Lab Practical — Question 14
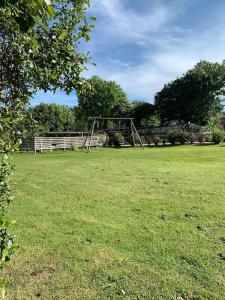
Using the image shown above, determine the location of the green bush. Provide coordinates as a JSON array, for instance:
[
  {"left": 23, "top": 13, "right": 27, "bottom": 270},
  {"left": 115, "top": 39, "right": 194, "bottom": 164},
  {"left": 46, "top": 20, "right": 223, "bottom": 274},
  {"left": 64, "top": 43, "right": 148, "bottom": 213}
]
[
  {"left": 106, "top": 132, "right": 124, "bottom": 147},
  {"left": 113, "top": 132, "right": 124, "bottom": 147},
  {"left": 177, "top": 131, "right": 191, "bottom": 144},
  {"left": 167, "top": 130, "right": 191, "bottom": 145},
  {"left": 212, "top": 129, "right": 225, "bottom": 144},
  {"left": 167, "top": 131, "right": 177, "bottom": 145},
  {"left": 190, "top": 135, "right": 195, "bottom": 144},
  {"left": 197, "top": 133, "right": 204, "bottom": 143},
  {"left": 153, "top": 135, "right": 161, "bottom": 145},
  {"left": 116, "top": 132, "right": 125, "bottom": 144}
]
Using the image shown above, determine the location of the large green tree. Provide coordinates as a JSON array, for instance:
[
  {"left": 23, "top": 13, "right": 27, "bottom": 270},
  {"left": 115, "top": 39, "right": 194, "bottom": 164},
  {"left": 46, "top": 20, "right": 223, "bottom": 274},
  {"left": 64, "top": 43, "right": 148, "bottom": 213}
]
[
  {"left": 30, "top": 103, "right": 76, "bottom": 133},
  {"left": 155, "top": 61, "right": 225, "bottom": 125},
  {"left": 78, "top": 76, "right": 128, "bottom": 119},
  {"left": 132, "top": 101, "right": 157, "bottom": 127},
  {"left": 0, "top": 0, "right": 93, "bottom": 295},
  {"left": 113, "top": 101, "right": 158, "bottom": 127}
]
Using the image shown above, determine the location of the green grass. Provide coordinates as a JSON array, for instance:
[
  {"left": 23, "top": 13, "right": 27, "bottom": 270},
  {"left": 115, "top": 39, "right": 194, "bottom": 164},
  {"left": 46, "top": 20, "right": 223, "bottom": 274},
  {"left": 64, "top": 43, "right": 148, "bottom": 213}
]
[{"left": 7, "top": 145, "right": 225, "bottom": 299}]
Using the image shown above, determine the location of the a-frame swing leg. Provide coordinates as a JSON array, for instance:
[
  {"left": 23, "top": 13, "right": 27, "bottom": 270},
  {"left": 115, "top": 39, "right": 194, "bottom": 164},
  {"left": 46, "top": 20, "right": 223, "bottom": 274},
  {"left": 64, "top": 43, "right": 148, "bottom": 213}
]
[
  {"left": 83, "top": 123, "right": 92, "bottom": 150},
  {"left": 130, "top": 119, "right": 136, "bottom": 147},
  {"left": 83, "top": 119, "right": 95, "bottom": 151},
  {"left": 131, "top": 120, "right": 144, "bottom": 149},
  {"left": 87, "top": 119, "right": 96, "bottom": 152}
]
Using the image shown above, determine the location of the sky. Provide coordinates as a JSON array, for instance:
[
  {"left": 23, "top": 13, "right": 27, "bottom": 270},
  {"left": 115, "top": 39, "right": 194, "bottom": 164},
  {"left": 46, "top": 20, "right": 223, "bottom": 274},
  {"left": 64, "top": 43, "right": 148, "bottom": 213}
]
[{"left": 32, "top": 0, "right": 225, "bottom": 107}]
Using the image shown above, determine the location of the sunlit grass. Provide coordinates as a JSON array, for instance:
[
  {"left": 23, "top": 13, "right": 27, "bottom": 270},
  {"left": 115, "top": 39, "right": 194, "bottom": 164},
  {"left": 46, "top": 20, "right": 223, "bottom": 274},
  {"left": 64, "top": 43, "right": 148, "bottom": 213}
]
[{"left": 7, "top": 145, "right": 225, "bottom": 299}]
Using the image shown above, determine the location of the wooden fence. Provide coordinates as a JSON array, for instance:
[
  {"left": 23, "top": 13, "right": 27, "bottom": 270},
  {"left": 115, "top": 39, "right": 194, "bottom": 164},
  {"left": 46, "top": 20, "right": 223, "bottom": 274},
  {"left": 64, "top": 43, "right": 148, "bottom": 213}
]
[{"left": 20, "top": 135, "right": 106, "bottom": 153}]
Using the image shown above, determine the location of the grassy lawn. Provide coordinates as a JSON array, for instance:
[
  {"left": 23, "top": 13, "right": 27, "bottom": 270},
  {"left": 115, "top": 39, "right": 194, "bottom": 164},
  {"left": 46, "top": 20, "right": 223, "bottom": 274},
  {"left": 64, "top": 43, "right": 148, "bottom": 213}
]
[{"left": 6, "top": 145, "right": 225, "bottom": 299}]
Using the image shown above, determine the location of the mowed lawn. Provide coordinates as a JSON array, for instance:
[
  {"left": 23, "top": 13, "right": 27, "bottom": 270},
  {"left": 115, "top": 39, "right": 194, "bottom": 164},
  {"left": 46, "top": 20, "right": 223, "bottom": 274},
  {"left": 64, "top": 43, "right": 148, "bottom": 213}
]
[{"left": 7, "top": 146, "right": 225, "bottom": 299}]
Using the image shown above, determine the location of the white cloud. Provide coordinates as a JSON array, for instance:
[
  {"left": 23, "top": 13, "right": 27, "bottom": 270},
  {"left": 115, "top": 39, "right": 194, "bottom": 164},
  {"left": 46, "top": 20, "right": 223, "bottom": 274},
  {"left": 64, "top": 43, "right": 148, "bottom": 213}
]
[
  {"left": 90, "top": 0, "right": 191, "bottom": 46},
  {"left": 107, "top": 57, "right": 131, "bottom": 68},
  {"left": 32, "top": 1, "right": 225, "bottom": 106},
  {"left": 84, "top": 0, "right": 225, "bottom": 102}
]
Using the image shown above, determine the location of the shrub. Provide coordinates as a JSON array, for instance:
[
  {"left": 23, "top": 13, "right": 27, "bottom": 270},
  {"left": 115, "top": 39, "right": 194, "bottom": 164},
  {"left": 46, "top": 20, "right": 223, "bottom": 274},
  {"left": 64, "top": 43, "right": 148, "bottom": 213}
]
[
  {"left": 153, "top": 135, "right": 161, "bottom": 145},
  {"left": 113, "top": 132, "right": 124, "bottom": 147},
  {"left": 167, "top": 130, "right": 190, "bottom": 145},
  {"left": 105, "top": 132, "right": 125, "bottom": 147},
  {"left": 70, "top": 144, "right": 79, "bottom": 151},
  {"left": 190, "top": 135, "right": 195, "bottom": 144},
  {"left": 167, "top": 131, "right": 177, "bottom": 145},
  {"left": 177, "top": 131, "right": 191, "bottom": 144},
  {"left": 204, "top": 133, "right": 212, "bottom": 143},
  {"left": 197, "top": 133, "right": 204, "bottom": 143},
  {"left": 212, "top": 129, "right": 225, "bottom": 144}
]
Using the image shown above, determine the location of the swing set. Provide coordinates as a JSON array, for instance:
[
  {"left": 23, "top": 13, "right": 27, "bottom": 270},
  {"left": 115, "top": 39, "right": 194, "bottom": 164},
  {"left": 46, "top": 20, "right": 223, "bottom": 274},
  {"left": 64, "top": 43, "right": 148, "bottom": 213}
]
[{"left": 83, "top": 117, "right": 144, "bottom": 152}]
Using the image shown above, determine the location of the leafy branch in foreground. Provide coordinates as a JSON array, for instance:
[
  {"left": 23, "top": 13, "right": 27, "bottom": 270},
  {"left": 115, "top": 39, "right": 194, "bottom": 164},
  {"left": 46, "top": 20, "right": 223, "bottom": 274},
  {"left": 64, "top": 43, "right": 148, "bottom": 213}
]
[{"left": 0, "top": 0, "right": 94, "bottom": 296}]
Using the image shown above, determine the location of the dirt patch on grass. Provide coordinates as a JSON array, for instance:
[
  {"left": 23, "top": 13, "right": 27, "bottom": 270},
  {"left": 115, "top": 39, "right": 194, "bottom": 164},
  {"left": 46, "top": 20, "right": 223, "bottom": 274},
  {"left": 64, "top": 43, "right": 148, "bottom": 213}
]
[{"left": 30, "top": 266, "right": 55, "bottom": 282}]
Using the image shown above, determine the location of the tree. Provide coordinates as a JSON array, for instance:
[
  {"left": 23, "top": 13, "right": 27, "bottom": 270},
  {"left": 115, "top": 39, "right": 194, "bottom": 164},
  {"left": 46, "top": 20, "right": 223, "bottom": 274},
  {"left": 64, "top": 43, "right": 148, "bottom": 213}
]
[
  {"left": 132, "top": 101, "right": 157, "bottom": 127},
  {"left": 73, "top": 106, "right": 89, "bottom": 131},
  {"left": 78, "top": 76, "right": 128, "bottom": 119},
  {"left": 30, "top": 103, "right": 76, "bottom": 133},
  {"left": 113, "top": 101, "right": 158, "bottom": 127},
  {"left": 0, "top": 0, "right": 93, "bottom": 295},
  {"left": 0, "top": 0, "right": 54, "bottom": 32},
  {"left": 155, "top": 61, "right": 225, "bottom": 125}
]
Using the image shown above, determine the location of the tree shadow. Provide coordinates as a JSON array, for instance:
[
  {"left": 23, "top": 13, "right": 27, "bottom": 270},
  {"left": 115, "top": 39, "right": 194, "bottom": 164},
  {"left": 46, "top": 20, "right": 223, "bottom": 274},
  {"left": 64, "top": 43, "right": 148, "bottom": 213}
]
[{"left": 192, "top": 143, "right": 215, "bottom": 146}]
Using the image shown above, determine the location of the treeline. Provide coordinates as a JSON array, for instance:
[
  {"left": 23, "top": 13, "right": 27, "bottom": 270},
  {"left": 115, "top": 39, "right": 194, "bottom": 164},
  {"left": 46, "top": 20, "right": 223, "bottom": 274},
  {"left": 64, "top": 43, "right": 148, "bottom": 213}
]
[
  {"left": 24, "top": 60, "right": 225, "bottom": 136},
  {"left": 22, "top": 76, "right": 159, "bottom": 135},
  {"left": 23, "top": 101, "right": 158, "bottom": 135}
]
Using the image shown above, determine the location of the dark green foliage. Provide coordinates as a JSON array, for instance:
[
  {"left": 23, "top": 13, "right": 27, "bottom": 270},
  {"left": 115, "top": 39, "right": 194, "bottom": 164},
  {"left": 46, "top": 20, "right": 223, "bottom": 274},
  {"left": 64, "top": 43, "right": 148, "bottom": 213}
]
[
  {"left": 177, "top": 131, "right": 191, "bottom": 144},
  {"left": 212, "top": 129, "right": 225, "bottom": 144},
  {"left": 78, "top": 76, "right": 128, "bottom": 119},
  {"left": 167, "top": 131, "right": 177, "bottom": 145},
  {"left": 106, "top": 132, "right": 124, "bottom": 147},
  {"left": 113, "top": 132, "right": 125, "bottom": 147},
  {"left": 73, "top": 107, "right": 88, "bottom": 131},
  {"left": 112, "top": 102, "right": 134, "bottom": 118},
  {"left": 132, "top": 102, "right": 156, "bottom": 127},
  {"left": 153, "top": 136, "right": 161, "bottom": 145},
  {"left": 197, "top": 133, "right": 204, "bottom": 144},
  {"left": 0, "top": 0, "right": 53, "bottom": 32},
  {"left": 30, "top": 103, "right": 76, "bottom": 133},
  {"left": 113, "top": 101, "right": 158, "bottom": 128},
  {"left": 17, "top": 111, "right": 45, "bottom": 138},
  {"left": 167, "top": 130, "right": 191, "bottom": 145},
  {"left": 0, "top": 0, "right": 93, "bottom": 296},
  {"left": 155, "top": 61, "right": 225, "bottom": 125}
]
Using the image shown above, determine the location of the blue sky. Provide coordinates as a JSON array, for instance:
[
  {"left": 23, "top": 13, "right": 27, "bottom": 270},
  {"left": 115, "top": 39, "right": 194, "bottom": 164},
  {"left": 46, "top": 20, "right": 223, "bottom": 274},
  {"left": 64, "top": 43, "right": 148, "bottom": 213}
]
[{"left": 32, "top": 0, "right": 225, "bottom": 107}]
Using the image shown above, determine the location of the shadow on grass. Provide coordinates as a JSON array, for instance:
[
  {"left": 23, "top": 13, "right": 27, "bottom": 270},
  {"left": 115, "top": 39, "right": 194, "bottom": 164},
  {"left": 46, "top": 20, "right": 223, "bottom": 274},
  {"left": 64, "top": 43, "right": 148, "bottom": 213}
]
[{"left": 192, "top": 143, "right": 215, "bottom": 146}]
